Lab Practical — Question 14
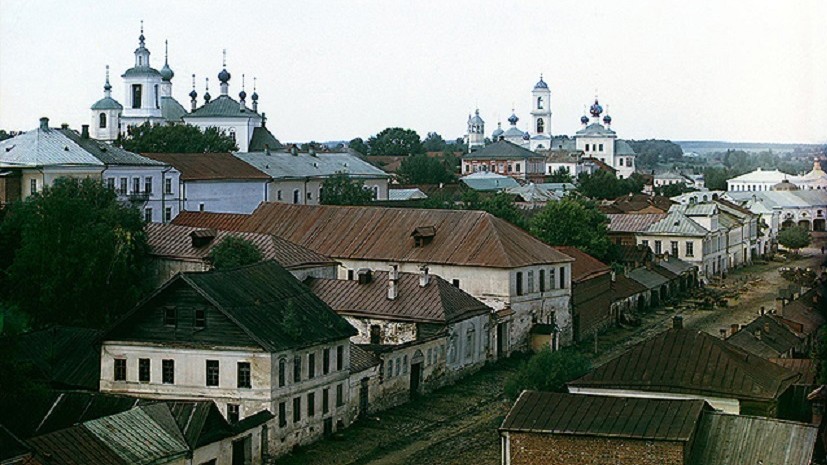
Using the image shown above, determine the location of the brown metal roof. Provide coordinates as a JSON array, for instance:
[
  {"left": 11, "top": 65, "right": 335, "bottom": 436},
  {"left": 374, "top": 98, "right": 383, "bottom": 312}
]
[
  {"left": 610, "top": 273, "right": 649, "bottom": 300},
  {"left": 606, "top": 213, "right": 668, "bottom": 233},
  {"left": 147, "top": 223, "right": 336, "bottom": 269},
  {"left": 500, "top": 391, "right": 707, "bottom": 442},
  {"left": 172, "top": 211, "right": 251, "bottom": 231},
  {"left": 726, "top": 315, "right": 803, "bottom": 359},
  {"left": 569, "top": 329, "right": 801, "bottom": 401},
  {"left": 142, "top": 152, "right": 270, "bottom": 181},
  {"left": 769, "top": 358, "right": 816, "bottom": 385},
  {"left": 779, "top": 290, "right": 825, "bottom": 337},
  {"left": 553, "top": 246, "right": 611, "bottom": 283},
  {"left": 308, "top": 271, "right": 490, "bottom": 324},
  {"left": 237, "top": 203, "right": 573, "bottom": 268}
]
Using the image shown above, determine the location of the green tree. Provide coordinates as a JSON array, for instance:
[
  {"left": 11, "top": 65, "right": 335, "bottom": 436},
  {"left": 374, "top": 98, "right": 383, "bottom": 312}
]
[
  {"left": 702, "top": 166, "right": 734, "bottom": 191},
  {"left": 348, "top": 137, "right": 369, "bottom": 156},
  {"left": 465, "top": 192, "right": 528, "bottom": 230},
  {"left": 654, "top": 182, "right": 696, "bottom": 197},
  {"left": 577, "top": 170, "right": 643, "bottom": 200},
  {"left": 627, "top": 140, "right": 684, "bottom": 169},
  {"left": 0, "top": 178, "right": 149, "bottom": 328},
  {"left": 208, "top": 237, "right": 263, "bottom": 270},
  {"left": 531, "top": 197, "right": 614, "bottom": 262},
  {"left": 320, "top": 172, "right": 375, "bottom": 205},
  {"left": 422, "top": 132, "right": 447, "bottom": 152},
  {"left": 0, "top": 130, "right": 12, "bottom": 142},
  {"left": 547, "top": 167, "right": 573, "bottom": 183},
  {"left": 367, "top": 127, "right": 424, "bottom": 156},
  {"left": 503, "top": 348, "right": 591, "bottom": 400},
  {"left": 118, "top": 122, "right": 238, "bottom": 153},
  {"left": 397, "top": 154, "right": 456, "bottom": 185},
  {"left": 778, "top": 225, "right": 811, "bottom": 253}
]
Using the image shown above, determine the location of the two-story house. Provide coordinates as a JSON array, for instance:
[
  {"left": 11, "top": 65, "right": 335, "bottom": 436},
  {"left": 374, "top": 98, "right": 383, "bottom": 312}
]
[
  {"left": 98, "top": 260, "right": 358, "bottom": 456},
  {"left": 461, "top": 140, "right": 546, "bottom": 182}
]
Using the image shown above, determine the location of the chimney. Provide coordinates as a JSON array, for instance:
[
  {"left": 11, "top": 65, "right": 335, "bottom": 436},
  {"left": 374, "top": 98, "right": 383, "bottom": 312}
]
[
  {"left": 264, "top": 144, "right": 271, "bottom": 156},
  {"left": 419, "top": 265, "right": 430, "bottom": 287},
  {"left": 81, "top": 125, "right": 90, "bottom": 139},
  {"left": 357, "top": 268, "right": 372, "bottom": 285},
  {"left": 730, "top": 323, "right": 739, "bottom": 336},
  {"left": 755, "top": 329, "right": 762, "bottom": 340},
  {"left": 719, "top": 329, "right": 727, "bottom": 339},
  {"left": 760, "top": 306, "right": 765, "bottom": 315},
  {"left": 775, "top": 297, "right": 785, "bottom": 317},
  {"left": 672, "top": 315, "right": 683, "bottom": 329},
  {"left": 60, "top": 123, "right": 69, "bottom": 129},
  {"left": 39, "top": 117, "right": 49, "bottom": 130},
  {"left": 387, "top": 265, "right": 398, "bottom": 300}
]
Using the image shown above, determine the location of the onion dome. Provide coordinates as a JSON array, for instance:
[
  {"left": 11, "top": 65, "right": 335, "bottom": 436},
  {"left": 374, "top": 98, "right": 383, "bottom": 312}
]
[
  {"left": 580, "top": 115, "right": 589, "bottom": 125},
  {"left": 507, "top": 112, "right": 519, "bottom": 125},
  {"left": 189, "top": 89, "right": 197, "bottom": 99},
  {"left": 239, "top": 89, "right": 247, "bottom": 100},
  {"left": 204, "top": 91, "right": 211, "bottom": 102},
  {"left": 251, "top": 91, "right": 259, "bottom": 101},
  {"left": 104, "top": 80, "right": 112, "bottom": 92},
  {"left": 218, "top": 68, "right": 231, "bottom": 84},
  {"left": 523, "top": 131, "right": 530, "bottom": 141},
  {"left": 492, "top": 122, "right": 504, "bottom": 139},
  {"left": 589, "top": 99, "right": 603, "bottom": 117},
  {"left": 534, "top": 74, "right": 548, "bottom": 90},
  {"left": 469, "top": 108, "right": 484, "bottom": 125},
  {"left": 603, "top": 114, "right": 612, "bottom": 125},
  {"left": 160, "top": 63, "right": 174, "bottom": 81}
]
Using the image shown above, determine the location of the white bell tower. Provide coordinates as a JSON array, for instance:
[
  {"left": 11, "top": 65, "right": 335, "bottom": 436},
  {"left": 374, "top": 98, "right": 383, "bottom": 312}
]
[
  {"left": 467, "top": 109, "right": 485, "bottom": 152},
  {"left": 530, "top": 75, "right": 552, "bottom": 137},
  {"left": 90, "top": 65, "right": 123, "bottom": 142}
]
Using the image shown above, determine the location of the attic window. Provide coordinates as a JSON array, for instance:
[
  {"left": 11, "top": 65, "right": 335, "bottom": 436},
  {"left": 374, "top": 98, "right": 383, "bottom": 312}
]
[
  {"left": 163, "top": 307, "right": 176, "bottom": 326},
  {"left": 190, "top": 229, "right": 217, "bottom": 248},
  {"left": 411, "top": 226, "right": 436, "bottom": 247},
  {"left": 194, "top": 308, "right": 206, "bottom": 329}
]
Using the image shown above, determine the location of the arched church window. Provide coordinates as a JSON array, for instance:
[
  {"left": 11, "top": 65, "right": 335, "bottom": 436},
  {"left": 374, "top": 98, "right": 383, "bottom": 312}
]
[
  {"left": 536, "top": 118, "right": 544, "bottom": 133},
  {"left": 154, "top": 85, "right": 159, "bottom": 109},
  {"left": 99, "top": 113, "right": 107, "bottom": 129},
  {"left": 537, "top": 97, "right": 544, "bottom": 109}
]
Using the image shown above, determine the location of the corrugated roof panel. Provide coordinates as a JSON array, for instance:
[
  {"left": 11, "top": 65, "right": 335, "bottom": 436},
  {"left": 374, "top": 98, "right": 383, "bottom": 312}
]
[{"left": 0, "top": 127, "right": 105, "bottom": 167}]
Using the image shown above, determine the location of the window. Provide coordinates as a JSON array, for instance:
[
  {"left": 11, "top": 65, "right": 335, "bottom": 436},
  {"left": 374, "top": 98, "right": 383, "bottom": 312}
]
[
  {"left": 277, "top": 190, "right": 283, "bottom": 201},
  {"left": 237, "top": 362, "right": 251, "bottom": 388},
  {"left": 308, "top": 353, "right": 316, "bottom": 379},
  {"left": 119, "top": 178, "right": 127, "bottom": 194},
  {"left": 138, "top": 358, "right": 150, "bottom": 382},
  {"left": 599, "top": 143, "right": 604, "bottom": 151},
  {"left": 144, "top": 208, "right": 153, "bottom": 223},
  {"left": 132, "top": 177, "right": 140, "bottom": 194},
  {"left": 347, "top": 269, "right": 354, "bottom": 280},
  {"left": 293, "top": 189, "right": 300, "bottom": 204},
  {"left": 465, "top": 325, "right": 475, "bottom": 359},
  {"left": 403, "top": 355, "right": 408, "bottom": 374},
  {"left": 515, "top": 163, "right": 521, "bottom": 173},
  {"left": 228, "top": 129, "right": 236, "bottom": 142},
  {"left": 27, "top": 178, "right": 36, "bottom": 195},
  {"left": 537, "top": 96, "right": 544, "bottom": 109},
  {"left": 322, "top": 388, "right": 330, "bottom": 414},
  {"left": 654, "top": 240, "right": 662, "bottom": 255},
  {"left": 671, "top": 241, "right": 679, "bottom": 257},
  {"left": 164, "top": 177, "right": 172, "bottom": 194},
  {"left": 278, "top": 402, "right": 287, "bottom": 427},
  {"left": 206, "top": 360, "right": 219, "bottom": 387},
  {"left": 99, "top": 113, "right": 107, "bottom": 128},
  {"left": 154, "top": 84, "right": 159, "bottom": 109},
  {"left": 307, "top": 392, "right": 315, "bottom": 417},
  {"left": 452, "top": 279, "right": 460, "bottom": 288},
  {"left": 323, "top": 348, "right": 330, "bottom": 375},
  {"left": 307, "top": 191, "right": 313, "bottom": 201},
  {"left": 114, "top": 358, "right": 126, "bottom": 381},
  {"left": 278, "top": 358, "right": 286, "bottom": 387},
  {"left": 336, "top": 383, "right": 344, "bottom": 407},
  {"left": 539, "top": 270, "right": 545, "bottom": 292},
  {"left": 559, "top": 266, "right": 566, "bottom": 289},
  {"left": 336, "top": 345, "right": 344, "bottom": 371},
  {"left": 163, "top": 307, "right": 176, "bottom": 326},
  {"left": 642, "top": 239, "right": 649, "bottom": 247},
  {"left": 395, "top": 358, "right": 401, "bottom": 376},
  {"left": 131, "top": 84, "right": 142, "bottom": 108},
  {"left": 194, "top": 308, "right": 206, "bottom": 329},
  {"left": 162, "top": 359, "right": 174, "bottom": 384},
  {"left": 619, "top": 158, "right": 624, "bottom": 166},
  {"left": 686, "top": 242, "right": 694, "bottom": 257},
  {"left": 199, "top": 203, "right": 205, "bottom": 212},
  {"left": 549, "top": 268, "right": 556, "bottom": 289},
  {"left": 527, "top": 271, "right": 535, "bottom": 294},
  {"left": 585, "top": 144, "right": 590, "bottom": 151},
  {"left": 164, "top": 207, "right": 172, "bottom": 222},
  {"left": 106, "top": 177, "right": 115, "bottom": 190},
  {"left": 370, "top": 325, "right": 381, "bottom": 344},
  {"left": 386, "top": 360, "right": 393, "bottom": 379},
  {"left": 293, "top": 355, "right": 301, "bottom": 382},
  {"left": 144, "top": 177, "right": 152, "bottom": 194},
  {"left": 536, "top": 118, "right": 544, "bottom": 133},
  {"left": 227, "top": 404, "right": 239, "bottom": 423},
  {"left": 516, "top": 272, "right": 523, "bottom": 295},
  {"left": 293, "top": 397, "right": 301, "bottom": 422}
]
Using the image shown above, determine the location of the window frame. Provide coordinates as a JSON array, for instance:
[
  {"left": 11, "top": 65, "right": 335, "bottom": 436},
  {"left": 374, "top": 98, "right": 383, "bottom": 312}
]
[
  {"left": 114, "top": 358, "right": 126, "bottom": 381},
  {"left": 162, "top": 359, "right": 175, "bottom": 384},
  {"left": 206, "top": 360, "right": 219, "bottom": 387},
  {"left": 138, "top": 358, "right": 150, "bottom": 383},
  {"left": 237, "top": 361, "right": 251, "bottom": 389}
]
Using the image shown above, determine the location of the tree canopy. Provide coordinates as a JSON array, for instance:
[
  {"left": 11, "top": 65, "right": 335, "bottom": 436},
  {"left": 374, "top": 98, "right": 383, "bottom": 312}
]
[
  {"left": 503, "top": 348, "right": 591, "bottom": 400},
  {"left": 118, "top": 122, "right": 238, "bottom": 153},
  {"left": 778, "top": 225, "right": 811, "bottom": 252},
  {"left": 320, "top": 172, "right": 375, "bottom": 205},
  {"left": 576, "top": 170, "right": 644, "bottom": 200},
  {"left": 208, "top": 237, "right": 263, "bottom": 270},
  {"left": 654, "top": 182, "right": 696, "bottom": 198},
  {"left": 0, "top": 178, "right": 150, "bottom": 328},
  {"left": 531, "top": 197, "right": 614, "bottom": 262},
  {"left": 627, "top": 139, "right": 684, "bottom": 169},
  {"left": 348, "top": 137, "right": 369, "bottom": 156},
  {"left": 547, "top": 167, "right": 574, "bottom": 184},
  {"left": 366, "top": 127, "right": 424, "bottom": 156},
  {"left": 464, "top": 191, "right": 529, "bottom": 230},
  {"left": 397, "top": 154, "right": 456, "bottom": 185}
]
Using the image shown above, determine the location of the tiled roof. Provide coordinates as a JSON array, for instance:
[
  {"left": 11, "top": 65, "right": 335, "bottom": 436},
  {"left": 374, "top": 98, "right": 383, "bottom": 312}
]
[
  {"left": 185, "top": 95, "right": 261, "bottom": 119},
  {"left": 146, "top": 223, "right": 337, "bottom": 270},
  {"left": 606, "top": 213, "right": 667, "bottom": 233},
  {"left": 234, "top": 151, "right": 389, "bottom": 180},
  {"left": 553, "top": 246, "right": 610, "bottom": 283},
  {"left": 237, "top": 203, "right": 574, "bottom": 269},
  {"left": 462, "top": 140, "right": 543, "bottom": 161},
  {"left": 569, "top": 329, "right": 801, "bottom": 401},
  {"left": 500, "top": 391, "right": 706, "bottom": 441},
  {"left": 308, "top": 272, "right": 490, "bottom": 324},
  {"left": 0, "top": 125, "right": 105, "bottom": 167},
  {"left": 58, "top": 129, "right": 163, "bottom": 166},
  {"left": 460, "top": 172, "right": 520, "bottom": 191},
  {"left": 247, "top": 126, "right": 283, "bottom": 151},
  {"left": 688, "top": 412, "right": 817, "bottom": 465},
  {"left": 141, "top": 152, "right": 269, "bottom": 181},
  {"left": 350, "top": 344, "right": 381, "bottom": 373},
  {"left": 726, "top": 315, "right": 802, "bottom": 358},
  {"left": 172, "top": 211, "right": 251, "bottom": 231}
]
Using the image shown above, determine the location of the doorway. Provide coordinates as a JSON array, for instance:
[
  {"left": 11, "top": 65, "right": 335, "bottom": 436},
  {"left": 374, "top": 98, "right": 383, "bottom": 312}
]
[
  {"left": 410, "top": 363, "right": 422, "bottom": 398},
  {"left": 232, "top": 435, "right": 252, "bottom": 465}
]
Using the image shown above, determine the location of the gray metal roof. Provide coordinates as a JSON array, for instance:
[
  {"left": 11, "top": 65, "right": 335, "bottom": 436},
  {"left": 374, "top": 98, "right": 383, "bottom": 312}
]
[
  {"left": 726, "top": 190, "right": 827, "bottom": 209},
  {"left": 84, "top": 404, "right": 189, "bottom": 464},
  {"left": 185, "top": 95, "right": 261, "bottom": 119},
  {"left": 121, "top": 67, "right": 162, "bottom": 78},
  {"left": 160, "top": 96, "right": 187, "bottom": 122},
  {"left": 502, "top": 127, "right": 526, "bottom": 138},
  {"left": 248, "top": 126, "right": 283, "bottom": 151},
  {"left": 0, "top": 125, "right": 105, "bottom": 168},
  {"left": 615, "top": 139, "right": 636, "bottom": 155},
  {"left": 58, "top": 129, "right": 164, "bottom": 166},
  {"left": 388, "top": 188, "right": 428, "bottom": 201},
  {"left": 234, "top": 151, "right": 390, "bottom": 180},
  {"left": 671, "top": 203, "right": 718, "bottom": 216},
  {"left": 627, "top": 267, "right": 670, "bottom": 289},
  {"left": 463, "top": 139, "right": 542, "bottom": 161},
  {"left": 575, "top": 123, "right": 616, "bottom": 137},
  {"left": 460, "top": 172, "right": 520, "bottom": 191},
  {"left": 90, "top": 96, "right": 123, "bottom": 111},
  {"left": 689, "top": 412, "right": 816, "bottom": 465},
  {"left": 645, "top": 211, "right": 709, "bottom": 236},
  {"left": 506, "top": 183, "right": 560, "bottom": 202},
  {"left": 658, "top": 255, "right": 696, "bottom": 275}
]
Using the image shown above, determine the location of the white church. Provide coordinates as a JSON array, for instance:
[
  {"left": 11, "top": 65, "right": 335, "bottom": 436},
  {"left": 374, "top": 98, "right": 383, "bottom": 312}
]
[{"left": 90, "top": 24, "right": 280, "bottom": 152}]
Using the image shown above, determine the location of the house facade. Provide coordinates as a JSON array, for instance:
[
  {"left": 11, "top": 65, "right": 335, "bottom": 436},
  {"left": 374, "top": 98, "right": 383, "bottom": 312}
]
[{"left": 461, "top": 140, "right": 546, "bottom": 181}]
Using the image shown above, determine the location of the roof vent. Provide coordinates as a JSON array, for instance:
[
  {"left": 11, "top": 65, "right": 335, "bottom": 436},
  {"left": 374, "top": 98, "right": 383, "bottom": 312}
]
[
  {"left": 190, "top": 229, "right": 217, "bottom": 248},
  {"left": 5, "top": 145, "right": 14, "bottom": 152},
  {"left": 64, "top": 146, "right": 69, "bottom": 151},
  {"left": 290, "top": 145, "right": 298, "bottom": 156},
  {"left": 61, "top": 123, "right": 69, "bottom": 129},
  {"left": 357, "top": 268, "right": 373, "bottom": 285},
  {"left": 39, "top": 117, "right": 49, "bottom": 130}
]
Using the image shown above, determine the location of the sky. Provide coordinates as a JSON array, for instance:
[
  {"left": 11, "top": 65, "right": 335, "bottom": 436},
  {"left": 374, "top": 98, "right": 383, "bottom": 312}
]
[{"left": 1, "top": 0, "right": 825, "bottom": 144}]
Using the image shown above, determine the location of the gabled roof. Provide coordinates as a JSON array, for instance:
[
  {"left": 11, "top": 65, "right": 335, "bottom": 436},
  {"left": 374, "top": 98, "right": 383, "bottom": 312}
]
[
  {"left": 726, "top": 315, "right": 802, "bottom": 358},
  {"left": 235, "top": 203, "right": 574, "bottom": 269},
  {"left": 462, "top": 140, "right": 544, "bottom": 160},
  {"left": 9, "top": 326, "right": 101, "bottom": 390},
  {"left": 160, "top": 96, "right": 187, "bottom": 123},
  {"left": 460, "top": 172, "right": 520, "bottom": 191},
  {"left": 388, "top": 188, "right": 428, "bottom": 201},
  {"left": 58, "top": 129, "right": 163, "bottom": 166},
  {"left": 610, "top": 273, "right": 648, "bottom": 300},
  {"left": 0, "top": 125, "right": 105, "bottom": 168},
  {"left": 172, "top": 211, "right": 251, "bottom": 231},
  {"left": 606, "top": 213, "right": 667, "bottom": 233},
  {"left": 185, "top": 95, "right": 261, "bottom": 119},
  {"left": 569, "top": 329, "right": 801, "bottom": 402},
  {"left": 146, "top": 223, "right": 337, "bottom": 270},
  {"left": 234, "top": 151, "right": 389, "bottom": 180},
  {"left": 627, "top": 266, "right": 670, "bottom": 289},
  {"left": 247, "top": 126, "right": 283, "bottom": 151},
  {"left": 645, "top": 211, "right": 709, "bottom": 236},
  {"left": 308, "top": 272, "right": 490, "bottom": 324},
  {"left": 142, "top": 152, "right": 270, "bottom": 181},
  {"left": 500, "top": 391, "right": 707, "bottom": 442},
  {"left": 350, "top": 344, "right": 381, "bottom": 373},
  {"left": 688, "top": 412, "right": 817, "bottom": 465},
  {"left": 104, "top": 261, "right": 356, "bottom": 352},
  {"left": 553, "top": 246, "right": 610, "bottom": 283}
]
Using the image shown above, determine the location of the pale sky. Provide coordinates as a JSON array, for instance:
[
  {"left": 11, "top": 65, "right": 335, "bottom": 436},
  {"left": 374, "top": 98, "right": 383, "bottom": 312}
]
[{"left": 1, "top": 0, "right": 825, "bottom": 144}]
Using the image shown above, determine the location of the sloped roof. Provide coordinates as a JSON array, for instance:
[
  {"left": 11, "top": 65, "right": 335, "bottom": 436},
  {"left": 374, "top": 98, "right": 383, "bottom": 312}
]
[
  {"left": 388, "top": 188, "right": 428, "bottom": 201},
  {"left": 689, "top": 412, "right": 817, "bottom": 465},
  {"left": 575, "top": 123, "right": 616, "bottom": 137},
  {"left": 671, "top": 203, "right": 718, "bottom": 216},
  {"left": 506, "top": 183, "right": 561, "bottom": 202},
  {"left": 727, "top": 168, "right": 791, "bottom": 184},
  {"left": 462, "top": 139, "right": 543, "bottom": 160},
  {"left": 460, "top": 172, "right": 520, "bottom": 191},
  {"left": 0, "top": 424, "right": 30, "bottom": 462},
  {"left": 726, "top": 315, "right": 802, "bottom": 358},
  {"left": 146, "top": 222, "right": 336, "bottom": 270},
  {"left": 658, "top": 255, "right": 696, "bottom": 275},
  {"left": 91, "top": 96, "right": 123, "bottom": 110},
  {"left": 769, "top": 358, "right": 816, "bottom": 385},
  {"left": 142, "top": 152, "right": 270, "bottom": 181},
  {"left": 606, "top": 213, "right": 667, "bottom": 233},
  {"left": 234, "top": 151, "right": 389, "bottom": 180},
  {"left": 308, "top": 271, "right": 490, "bottom": 324},
  {"left": 172, "top": 211, "right": 251, "bottom": 231},
  {"left": 10, "top": 326, "right": 101, "bottom": 390},
  {"left": 610, "top": 273, "right": 648, "bottom": 300},
  {"left": 606, "top": 194, "right": 673, "bottom": 214},
  {"left": 185, "top": 95, "right": 261, "bottom": 119},
  {"left": 779, "top": 290, "right": 825, "bottom": 336},
  {"left": 727, "top": 190, "right": 827, "bottom": 209},
  {"left": 500, "top": 391, "right": 706, "bottom": 442},
  {"left": 236, "top": 203, "right": 574, "bottom": 269},
  {"left": 569, "top": 329, "right": 801, "bottom": 402},
  {"left": 553, "top": 246, "right": 611, "bottom": 282},
  {"left": 646, "top": 211, "right": 709, "bottom": 236},
  {"left": 58, "top": 129, "right": 163, "bottom": 166},
  {"left": 627, "top": 267, "right": 670, "bottom": 289},
  {"left": 350, "top": 344, "right": 382, "bottom": 373},
  {"left": 248, "top": 126, "right": 283, "bottom": 151},
  {"left": 0, "top": 125, "right": 105, "bottom": 168},
  {"left": 615, "top": 140, "right": 636, "bottom": 155},
  {"left": 160, "top": 96, "right": 187, "bottom": 123}
]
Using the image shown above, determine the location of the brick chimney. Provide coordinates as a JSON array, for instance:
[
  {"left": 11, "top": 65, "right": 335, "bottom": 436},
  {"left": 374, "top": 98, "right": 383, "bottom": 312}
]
[
  {"left": 672, "top": 315, "right": 683, "bottom": 329},
  {"left": 719, "top": 328, "right": 727, "bottom": 339},
  {"left": 419, "top": 265, "right": 430, "bottom": 287},
  {"left": 775, "top": 297, "right": 785, "bottom": 317},
  {"left": 387, "top": 264, "right": 399, "bottom": 300},
  {"left": 730, "top": 323, "right": 739, "bottom": 336}
]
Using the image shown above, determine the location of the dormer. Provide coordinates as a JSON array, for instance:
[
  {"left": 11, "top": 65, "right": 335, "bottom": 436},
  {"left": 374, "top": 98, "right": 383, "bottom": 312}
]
[
  {"left": 411, "top": 226, "right": 436, "bottom": 248},
  {"left": 190, "top": 229, "right": 217, "bottom": 248}
]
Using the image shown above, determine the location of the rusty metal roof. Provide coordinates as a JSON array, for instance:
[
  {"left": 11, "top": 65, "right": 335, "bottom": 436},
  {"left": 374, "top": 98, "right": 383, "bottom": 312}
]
[
  {"left": 553, "top": 246, "right": 610, "bottom": 282},
  {"left": 500, "top": 391, "right": 707, "bottom": 441},
  {"left": 308, "top": 271, "right": 490, "bottom": 324},
  {"left": 237, "top": 203, "right": 573, "bottom": 269},
  {"left": 606, "top": 213, "right": 668, "bottom": 233},
  {"left": 172, "top": 211, "right": 251, "bottom": 231},
  {"left": 147, "top": 223, "right": 336, "bottom": 270},
  {"left": 727, "top": 315, "right": 802, "bottom": 359},
  {"left": 769, "top": 358, "right": 816, "bottom": 385},
  {"left": 610, "top": 273, "right": 649, "bottom": 300},
  {"left": 142, "top": 152, "right": 270, "bottom": 181},
  {"left": 689, "top": 412, "right": 817, "bottom": 465},
  {"left": 569, "top": 329, "right": 801, "bottom": 402}
]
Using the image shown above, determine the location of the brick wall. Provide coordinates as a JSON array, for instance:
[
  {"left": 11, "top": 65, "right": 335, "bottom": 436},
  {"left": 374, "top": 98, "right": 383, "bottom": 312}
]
[{"left": 507, "top": 432, "right": 685, "bottom": 465}]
